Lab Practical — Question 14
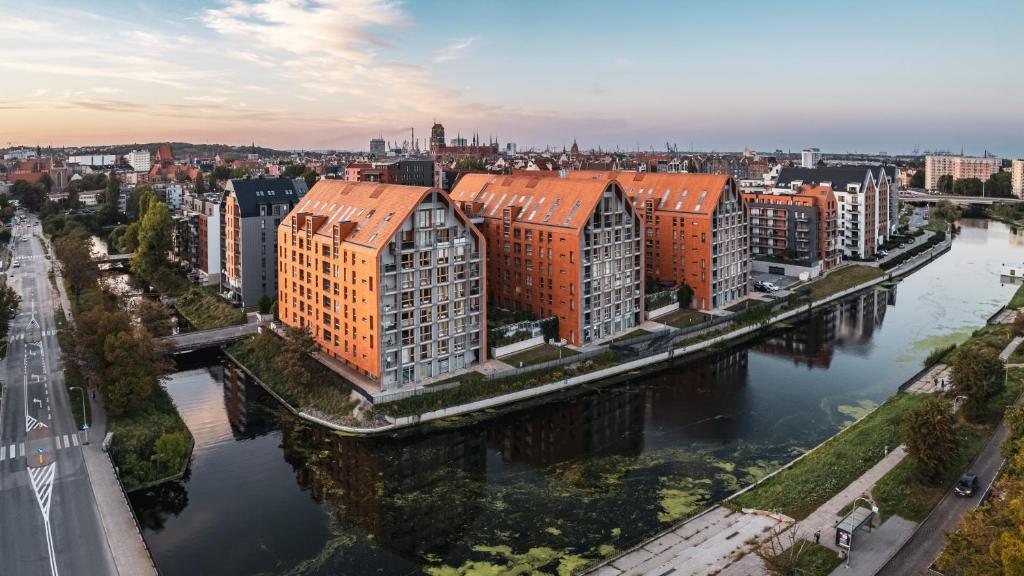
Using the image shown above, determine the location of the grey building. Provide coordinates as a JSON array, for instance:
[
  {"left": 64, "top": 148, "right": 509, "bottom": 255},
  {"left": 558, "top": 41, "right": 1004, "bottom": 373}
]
[{"left": 221, "top": 178, "right": 308, "bottom": 306}]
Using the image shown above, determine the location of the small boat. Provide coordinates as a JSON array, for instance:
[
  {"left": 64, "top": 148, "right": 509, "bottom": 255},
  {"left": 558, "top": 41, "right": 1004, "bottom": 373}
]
[{"left": 1001, "top": 264, "right": 1024, "bottom": 281}]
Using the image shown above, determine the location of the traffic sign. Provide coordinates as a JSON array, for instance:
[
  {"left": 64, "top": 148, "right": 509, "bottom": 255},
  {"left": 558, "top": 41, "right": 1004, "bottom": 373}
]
[{"left": 82, "top": 424, "right": 89, "bottom": 430}]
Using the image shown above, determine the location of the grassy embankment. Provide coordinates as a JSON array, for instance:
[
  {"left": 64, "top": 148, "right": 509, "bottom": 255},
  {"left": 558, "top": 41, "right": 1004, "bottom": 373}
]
[
  {"left": 500, "top": 343, "right": 579, "bottom": 367},
  {"left": 176, "top": 286, "right": 245, "bottom": 330},
  {"left": 227, "top": 333, "right": 356, "bottom": 423}
]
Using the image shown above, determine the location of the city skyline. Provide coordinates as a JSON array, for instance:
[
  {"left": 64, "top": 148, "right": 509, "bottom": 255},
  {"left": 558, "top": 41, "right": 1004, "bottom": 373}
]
[{"left": 1, "top": 0, "right": 1023, "bottom": 155}]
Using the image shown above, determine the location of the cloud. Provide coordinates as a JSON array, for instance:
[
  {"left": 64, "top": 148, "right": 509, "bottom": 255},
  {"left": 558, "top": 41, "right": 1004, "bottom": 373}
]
[
  {"left": 432, "top": 37, "right": 476, "bottom": 63},
  {"left": 184, "top": 95, "right": 230, "bottom": 103},
  {"left": 31, "top": 89, "right": 48, "bottom": 97}
]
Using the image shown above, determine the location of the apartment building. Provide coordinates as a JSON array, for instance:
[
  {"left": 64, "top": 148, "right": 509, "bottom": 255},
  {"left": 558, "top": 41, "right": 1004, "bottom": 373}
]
[
  {"left": 173, "top": 191, "right": 222, "bottom": 285},
  {"left": 126, "top": 149, "right": 151, "bottom": 172},
  {"left": 277, "top": 181, "right": 486, "bottom": 389},
  {"left": 924, "top": 155, "right": 1001, "bottom": 191},
  {"left": 742, "top": 184, "right": 839, "bottom": 277},
  {"left": 222, "top": 177, "right": 307, "bottom": 306},
  {"left": 573, "top": 172, "right": 748, "bottom": 311},
  {"left": 801, "top": 148, "right": 822, "bottom": 169},
  {"left": 775, "top": 167, "right": 888, "bottom": 259},
  {"left": 450, "top": 174, "right": 644, "bottom": 345},
  {"left": 878, "top": 166, "right": 900, "bottom": 234},
  {"left": 1012, "top": 160, "right": 1024, "bottom": 199}
]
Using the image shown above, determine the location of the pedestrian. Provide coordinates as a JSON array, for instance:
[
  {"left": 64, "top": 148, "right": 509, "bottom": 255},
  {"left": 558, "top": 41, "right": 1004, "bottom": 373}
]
[{"left": 814, "top": 530, "right": 821, "bottom": 545}]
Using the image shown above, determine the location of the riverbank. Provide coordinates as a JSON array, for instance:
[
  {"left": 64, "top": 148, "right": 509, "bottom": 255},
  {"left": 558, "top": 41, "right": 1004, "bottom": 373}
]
[{"left": 228, "top": 230, "right": 952, "bottom": 436}]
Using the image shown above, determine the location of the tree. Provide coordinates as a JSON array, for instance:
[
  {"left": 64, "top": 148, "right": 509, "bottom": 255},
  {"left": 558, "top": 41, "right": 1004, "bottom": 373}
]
[
  {"left": 104, "top": 172, "right": 120, "bottom": 208},
  {"left": 127, "top": 185, "right": 156, "bottom": 222},
  {"left": 229, "top": 167, "right": 248, "bottom": 179},
  {"left": 0, "top": 285, "right": 21, "bottom": 339},
  {"left": 102, "top": 329, "right": 164, "bottom": 416},
  {"left": 1014, "top": 312, "right": 1024, "bottom": 337},
  {"left": 541, "top": 317, "right": 560, "bottom": 343},
  {"left": 135, "top": 298, "right": 173, "bottom": 337},
  {"left": 985, "top": 172, "right": 1013, "bottom": 198},
  {"left": 152, "top": 431, "right": 189, "bottom": 473},
  {"left": 756, "top": 526, "right": 820, "bottom": 576},
  {"left": 936, "top": 174, "right": 953, "bottom": 194},
  {"left": 686, "top": 158, "right": 698, "bottom": 173},
  {"left": 677, "top": 283, "right": 694, "bottom": 309},
  {"left": 283, "top": 163, "right": 306, "bottom": 179},
  {"left": 11, "top": 180, "right": 46, "bottom": 212},
  {"left": 130, "top": 198, "right": 172, "bottom": 281},
  {"left": 38, "top": 172, "right": 53, "bottom": 193},
  {"left": 55, "top": 236, "right": 98, "bottom": 305},
  {"left": 953, "top": 178, "right": 983, "bottom": 196},
  {"left": 116, "top": 222, "right": 140, "bottom": 253},
  {"left": 193, "top": 172, "right": 206, "bottom": 195},
  {"left": 257, "top": 294, "right": 273, "bottom": 315},
  {"left": 909, "top": 170, "right": 925, "bottom": 189},
  {"left": 302, "top": 167, "right": 318, "bottom": 189},
  {"left": 275, "top": 326, "right": 317, "bottom": 389},
  {"left": 212, "top": 166, "right": 232, "bottom": 182},
  {"left": 902, "top": 396, "right": 958, "bottom": 481},
  {"left": 952, "top": 347, "right": 1005, "bottom": 420}
]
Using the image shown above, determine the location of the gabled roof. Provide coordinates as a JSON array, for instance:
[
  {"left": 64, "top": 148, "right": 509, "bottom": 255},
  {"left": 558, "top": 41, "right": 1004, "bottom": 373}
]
[
  {"left": 775, "top": 167, "right": 873, "bottom": 191},
  {"left": 559, "top": 171, "right": 733, "bottom": 216},
  {"left": 450, "top": 173, "right": 615, "bottom": 230},
  {"left": 287, "top": 180, "right": 438, "bottom": 251},
  {"left": 227, "top": 177, "right": 307, "bottom": 217}
]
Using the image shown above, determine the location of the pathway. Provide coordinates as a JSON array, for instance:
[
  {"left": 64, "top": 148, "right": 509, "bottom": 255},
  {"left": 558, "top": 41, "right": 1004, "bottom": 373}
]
[
  {"left": 905, "top": 364, "right": 951, "bottom": 394},
  {"left": 999, "top": 335, "right": 1023, "bottom": 361}
]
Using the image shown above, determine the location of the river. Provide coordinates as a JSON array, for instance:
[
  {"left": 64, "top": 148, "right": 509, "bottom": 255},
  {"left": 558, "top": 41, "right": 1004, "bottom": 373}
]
[{"left": 130, "top": 218, "right": 1024, "bottom": 575}]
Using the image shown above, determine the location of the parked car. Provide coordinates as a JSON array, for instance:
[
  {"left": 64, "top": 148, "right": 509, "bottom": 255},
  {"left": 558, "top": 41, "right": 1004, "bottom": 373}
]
[
  {"left": 762, "top": 282, "right": 780, "bottom": 292},
  {"left": 878, "top": 250, "right": 889, "bottom": 257},
  {"left": 954, "top": 473, "right": 979, "bottom": 497}
]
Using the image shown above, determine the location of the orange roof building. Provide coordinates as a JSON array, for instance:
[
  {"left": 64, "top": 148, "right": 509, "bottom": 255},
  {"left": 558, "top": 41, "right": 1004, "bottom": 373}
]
[
  {"left": 450, "top": 174, "right": 644, "bottom": 345},
  {"left": 742, "top": 184, "right": 840, "bottom": 274},
  {"left": 556, "top": 171, "right": 749, "bottom": 311},
  {"left": 278, "top": 181, "right": 486, "bottom": 389}
]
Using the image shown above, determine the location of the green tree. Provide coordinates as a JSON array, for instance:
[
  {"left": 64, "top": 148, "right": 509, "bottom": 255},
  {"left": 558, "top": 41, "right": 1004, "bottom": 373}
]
[
  {"left": 11, "top": 180, "right": 46, "bottom": 211},
  {"left": 229, "top": 167, "right": 248, "bottom": 179},
  {"left": 274, "top": 326, "right": 317, "bottom": 389},
  {"left": 909, "top": 170, "right": 925, "bottom": 188},
  {"left": 38, "top": 172, "right": 53, "bottom": 193},
  {"left": 302, "top": 167, "right": 318, "bottom": 189},
  {"left": 936, "top": 174, "right": 953, "bottom": 194},
  {"left": 677, "top": 283, "right": 694, "bottom": 309},
  {"left": 0, "top": 284, "right": 21, "bottom": 339},
  {"left": 127, "top": 185, "right": 156, "bottom": 222},
  {"left": 135, "top": 298, "right": 173, "bottom": 337},
  {"left": 952, "top": 347, "right": 1005, "bottom": 420},
  {"left": 55, "top": 236, "right": 98, "bottom": 305},
  {"left": 953, "top": 178, "right": 983, "bottom": 196},
  {"left": 102, "top": 330, "right": 158, "bottom": 416},
  {"left": 193, "top": 172, "right": 206, "bottom": 195},
  {"left": 104, "top": 172, "right": 120, "bottom": 208},
  {"left": 152, "top": 431, "right": 189, "bottom": 473},
  {"left": 902, "top": 396, "right": 958, "bottom": 481},
  {"left": 283, "top": 163, "right": 306, "bottom": 179},
  {"left": 130, "top": 198, "right": 172, "bottom": 281},
  {"left": 212, "top": 166, "right": 232, "bottom": 182},
  {"left": 257, "top": 294, "right": 273, "bottom": 315},
  {"left": 985, "top": 172, "right": 1013, "bottom": 198}
]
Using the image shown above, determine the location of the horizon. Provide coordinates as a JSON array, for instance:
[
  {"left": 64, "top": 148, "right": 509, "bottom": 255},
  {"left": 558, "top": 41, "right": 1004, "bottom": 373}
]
[{"left": 1, "top": 0, "right": 1023, "bottom": 156}]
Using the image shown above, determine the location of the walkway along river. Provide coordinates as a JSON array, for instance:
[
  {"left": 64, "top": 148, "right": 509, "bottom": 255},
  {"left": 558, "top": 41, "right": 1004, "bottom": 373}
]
[{"left": 130, "top": 218, "right": 1023, "bottom": 575}]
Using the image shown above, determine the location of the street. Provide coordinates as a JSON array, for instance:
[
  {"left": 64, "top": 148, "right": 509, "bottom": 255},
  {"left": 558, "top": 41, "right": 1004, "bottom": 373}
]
[{"left": 0, "top": 214, "right": 114, "bottom": 575}]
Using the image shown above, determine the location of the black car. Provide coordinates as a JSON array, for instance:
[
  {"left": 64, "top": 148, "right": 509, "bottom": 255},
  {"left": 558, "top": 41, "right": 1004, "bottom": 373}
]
[{"left": 954, "top": 473, "right": 979, "bottom": 497}]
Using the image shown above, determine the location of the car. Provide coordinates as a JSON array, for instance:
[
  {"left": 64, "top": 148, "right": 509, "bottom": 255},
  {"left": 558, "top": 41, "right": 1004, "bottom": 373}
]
[
  {"left": 754, "top": 281, "right": 770, "bottom": 292},
  {"left": 954, "top": 473, "right": 979, "bottom": 497},
  {"left": 878, "top": 250, "right": 889, "bottom": 257},
  {"left": 12, "top": 260, "right": 20, "bottom": 268},
  {"left": 762, "top": 282, "right": 780, "bottom": 292}
]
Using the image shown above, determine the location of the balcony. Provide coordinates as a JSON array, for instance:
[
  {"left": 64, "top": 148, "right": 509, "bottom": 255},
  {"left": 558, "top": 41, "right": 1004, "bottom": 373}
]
[{"left": 401, "top": 240, "right": 416, "bottom": 251}]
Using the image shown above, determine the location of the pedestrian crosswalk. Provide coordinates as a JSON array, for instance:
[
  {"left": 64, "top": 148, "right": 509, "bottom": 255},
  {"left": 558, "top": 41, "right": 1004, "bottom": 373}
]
[
  {"left": 8, "top": 330, "right": 58, "bottom": 341},
  {"left": 0, "top": 434, "right": 80, "bottom": 462}
]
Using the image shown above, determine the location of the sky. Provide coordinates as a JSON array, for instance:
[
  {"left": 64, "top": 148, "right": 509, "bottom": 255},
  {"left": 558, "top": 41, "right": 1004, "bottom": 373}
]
[{"left": 1, "top": 0, "right": 1023, "bottom": 156}]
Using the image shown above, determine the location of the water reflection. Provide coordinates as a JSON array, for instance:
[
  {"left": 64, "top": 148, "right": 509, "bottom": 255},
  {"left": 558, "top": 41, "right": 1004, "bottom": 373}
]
[{"left": 133, "top": 220, "right": 1024, "bottom": 575}]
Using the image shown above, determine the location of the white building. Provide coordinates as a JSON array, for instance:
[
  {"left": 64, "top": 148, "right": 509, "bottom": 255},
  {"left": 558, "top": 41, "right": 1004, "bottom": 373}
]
[
  {"left": 127, "top": 149, "right": 151, "bottom": 172},
  {"left": 67, "top": 154, "right": 117, "bottom": 167},
  {"left": 776, "top": 167, "right": 888, "bottom": 259},
  {"left": 1012, "top": 160, "right": 1024, "bottom": 199},
  {"left": 924, "top": 155, "right": 1001, "bottom": 191},
  {"left": 3, "top": 148, "right": 34, "bottom": 161},
  {"left": 801, "top": 148, "right": 822, "bottom": 169}
]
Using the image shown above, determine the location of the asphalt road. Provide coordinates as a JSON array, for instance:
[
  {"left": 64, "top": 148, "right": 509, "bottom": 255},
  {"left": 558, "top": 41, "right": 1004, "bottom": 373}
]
[
  {"left": 876, "top": 395, "right": 1017, "bottom": 575},
  {"left": 0, "top": 215, "right": 114, "bottom": 575}
]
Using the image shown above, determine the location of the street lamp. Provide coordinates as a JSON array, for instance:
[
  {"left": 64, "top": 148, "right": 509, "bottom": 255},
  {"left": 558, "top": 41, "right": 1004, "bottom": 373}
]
[{"left": 69, "top": 386, "right": 89, "bottom": 444}]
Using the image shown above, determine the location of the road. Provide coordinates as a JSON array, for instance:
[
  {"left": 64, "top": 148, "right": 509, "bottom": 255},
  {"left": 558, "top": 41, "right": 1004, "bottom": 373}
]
[
  {"left": 0, "top": 214, "right": 114, "bottom": 575},
  {"left": 161, "top": 313, "right": 259, "bottom": 352},
  {"left": 876, "top": 391, "right": 1019, "bottom": 575}
]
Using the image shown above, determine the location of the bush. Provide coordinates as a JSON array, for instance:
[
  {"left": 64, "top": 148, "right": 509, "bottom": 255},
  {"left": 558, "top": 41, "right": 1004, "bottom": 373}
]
[
  {"left": 924, "top": 343, "right": 957, "bottom": 367},
  {"left": 176, "top": 286, "right": 245, "bottom": 330}
]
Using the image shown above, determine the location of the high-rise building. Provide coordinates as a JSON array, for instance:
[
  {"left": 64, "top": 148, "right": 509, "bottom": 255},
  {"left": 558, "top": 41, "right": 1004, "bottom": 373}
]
[
  {"left": 1011, "top": 160, "right": 1024, "bottom": 199},
  {"left": 801, "top": 148, "right": 822, "bottom": 169},
  {"left": 775, "top": 167, "right": 889, "bottom": 259},
  {"left": 278, "top": 181, "right": 486, "bottom": 388},
  {"left": 370, "top": 137, "right": 386, "bottom": 157},
  {"left": 450, "top": 174, "right": 644, "bottom": 345},
  {"left": 127, "top": 149, "right": 151, "bottom": 172},
  {"left": 222, "top": 177, "right": 308, "bottom": 306},
  {"left": 924, "top": 155, "right": 1001, "bottom": 191}
]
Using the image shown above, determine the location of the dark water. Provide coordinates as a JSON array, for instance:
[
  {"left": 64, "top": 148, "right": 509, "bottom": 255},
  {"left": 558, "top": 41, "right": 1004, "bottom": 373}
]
[{"left": 131, "top": 219, "right": 1024, "bottom": 575}]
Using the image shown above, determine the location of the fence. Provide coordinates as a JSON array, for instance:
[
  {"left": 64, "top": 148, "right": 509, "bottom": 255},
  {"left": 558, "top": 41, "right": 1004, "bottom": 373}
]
[{"left": 373, "top": 380, "right": 463, "bottom": 404}]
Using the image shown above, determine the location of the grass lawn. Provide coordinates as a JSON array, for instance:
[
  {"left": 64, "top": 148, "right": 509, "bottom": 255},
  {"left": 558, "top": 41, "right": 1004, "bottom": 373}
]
[
  {"left": 176, "top": 286, "right": 245, "bottom": 330},
  {"left": 795, "top": 541, "right": 843, "bottom": 576},
  {"left": 1010, "top": 284, "right": 1024, "bottom": 310},
  {"left": 500, "top": 343, "right": 578, "bottom": 367},
  {"left": 731, "top": 392, "right": 926, "bottom": 520},
  {"left": 108, "top": 387, "right": 193, "bottom": 490},
  {"left": 377, "top": 351, "right": 622, "bottom": 418},
  {"left": 610, "top": 328, "right": 650, "bottom": 342},
  {"left": 656, "top": 308, "right": 710, "bottom": 329},
  {"left": 872, "top": 369, "right": 1023, "bottom": 522},
  {"left": 806, "top": 265, "right": 883, "bottom": 301}
]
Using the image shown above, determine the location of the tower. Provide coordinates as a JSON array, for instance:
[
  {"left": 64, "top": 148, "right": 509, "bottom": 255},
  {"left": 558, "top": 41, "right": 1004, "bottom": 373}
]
[{"left": 430, "top": 122, "right": 445, "bottom": 153}]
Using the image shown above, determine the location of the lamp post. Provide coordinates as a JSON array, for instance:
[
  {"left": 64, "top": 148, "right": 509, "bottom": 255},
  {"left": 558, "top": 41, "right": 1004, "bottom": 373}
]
[{"left": 69, "top": 386, "right": 89, "bottom": 444}]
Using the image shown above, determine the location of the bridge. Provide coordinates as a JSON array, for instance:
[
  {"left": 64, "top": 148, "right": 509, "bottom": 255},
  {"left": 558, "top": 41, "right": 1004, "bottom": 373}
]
[
  {"left": 92, "top": 253, "right": 132, "bottom": 265},
  {"left": 899, "top": 192, "right": 1023, "bottom": 206},
  {"left": 159, "top": 315, "right": 261, "bottom": 353}
]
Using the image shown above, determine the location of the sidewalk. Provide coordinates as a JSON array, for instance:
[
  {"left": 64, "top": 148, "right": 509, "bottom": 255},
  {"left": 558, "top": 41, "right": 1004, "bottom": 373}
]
[
  {"left": 81, "top": 390, "right": 158, "bottom": 576},
  {"left": 999, "top": 335, "right": 1023, "bottom": 361}
]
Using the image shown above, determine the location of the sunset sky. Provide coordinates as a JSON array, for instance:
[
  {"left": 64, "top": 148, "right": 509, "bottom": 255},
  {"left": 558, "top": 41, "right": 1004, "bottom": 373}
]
[{"left": 1, "top": 0, "right": 1022, "bottom": 155}]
